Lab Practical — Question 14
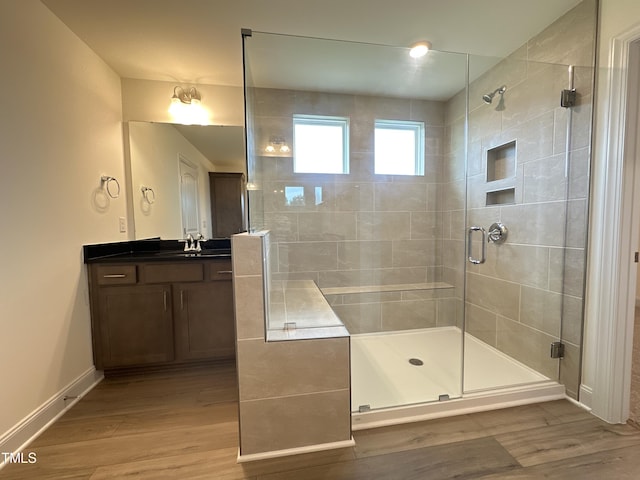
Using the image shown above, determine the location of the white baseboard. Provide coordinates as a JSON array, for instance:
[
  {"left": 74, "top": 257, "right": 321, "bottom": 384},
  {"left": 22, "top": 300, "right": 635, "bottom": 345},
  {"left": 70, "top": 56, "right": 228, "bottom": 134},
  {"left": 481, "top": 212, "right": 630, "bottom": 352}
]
[
  {"left": 237, "top": 437, "right": 355, "bottom": 463},
  {"left": 579, "top": 384, "right": 593, "bottom": 410},
  {"left": 0, "top": 367, "right": 103, "bottom": 469},
  {"left": 565, "top": 393, "right": 592, "bottom": 412}
]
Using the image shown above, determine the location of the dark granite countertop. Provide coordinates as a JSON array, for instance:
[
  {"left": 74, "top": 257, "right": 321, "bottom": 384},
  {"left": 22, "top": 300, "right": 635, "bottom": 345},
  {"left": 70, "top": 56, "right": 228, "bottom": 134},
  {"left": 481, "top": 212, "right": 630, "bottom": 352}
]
[{"left": 83, "top": 238, "right": 231, "bottom": 264}]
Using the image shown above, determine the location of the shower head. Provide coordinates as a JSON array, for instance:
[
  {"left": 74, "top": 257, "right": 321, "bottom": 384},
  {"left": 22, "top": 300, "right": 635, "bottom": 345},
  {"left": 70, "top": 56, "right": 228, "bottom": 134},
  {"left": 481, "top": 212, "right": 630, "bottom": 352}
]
[{"left": 482, "top": 85, "right": 507, "bottom": 104}]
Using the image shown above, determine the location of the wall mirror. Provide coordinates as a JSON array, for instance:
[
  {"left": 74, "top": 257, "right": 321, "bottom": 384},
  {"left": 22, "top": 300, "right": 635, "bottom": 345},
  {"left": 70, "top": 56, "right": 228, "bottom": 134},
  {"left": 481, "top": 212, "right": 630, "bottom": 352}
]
[{"left": 125, "top": 121, "right": 245, "bottom": 240}]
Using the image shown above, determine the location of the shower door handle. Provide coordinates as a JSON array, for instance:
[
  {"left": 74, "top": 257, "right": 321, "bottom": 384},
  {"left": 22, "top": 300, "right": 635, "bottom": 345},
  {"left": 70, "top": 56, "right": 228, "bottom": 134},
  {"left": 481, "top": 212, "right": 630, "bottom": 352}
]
[{"left": 467, "top": 226, "right": 487, "bottom": 264}]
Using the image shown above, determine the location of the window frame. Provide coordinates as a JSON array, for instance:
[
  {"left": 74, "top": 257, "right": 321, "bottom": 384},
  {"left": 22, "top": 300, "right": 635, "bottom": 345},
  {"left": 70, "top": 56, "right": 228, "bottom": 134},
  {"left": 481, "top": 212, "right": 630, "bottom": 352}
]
[
  {"left": 374, "top": 119, "right": 425, "bottom": 176},
  {"left": 292, "top": 114, "right": 350, "bottom": 174}
]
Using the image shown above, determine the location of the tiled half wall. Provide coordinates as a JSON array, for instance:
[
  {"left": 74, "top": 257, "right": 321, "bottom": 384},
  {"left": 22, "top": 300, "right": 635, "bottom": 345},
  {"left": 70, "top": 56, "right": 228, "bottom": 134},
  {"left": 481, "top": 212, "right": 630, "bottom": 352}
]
[{"left": 232, "top": 232, "right": 352, "bottom": 459}]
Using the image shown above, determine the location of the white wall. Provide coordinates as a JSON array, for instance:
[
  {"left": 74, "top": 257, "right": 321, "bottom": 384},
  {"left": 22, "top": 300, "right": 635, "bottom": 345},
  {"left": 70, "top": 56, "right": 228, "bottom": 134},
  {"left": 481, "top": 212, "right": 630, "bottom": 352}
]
[
  {"left": 582, "top": 1, "right": 640, "bottom": 411},
  {"left": 596, "top": 1, "right": 640, "bottom": 64},
  {"left": 0, "top": 0, "right": 125, "bottom": 439},
  {"left": 128, "top": 122, "right": 215, "bottom": 239}
]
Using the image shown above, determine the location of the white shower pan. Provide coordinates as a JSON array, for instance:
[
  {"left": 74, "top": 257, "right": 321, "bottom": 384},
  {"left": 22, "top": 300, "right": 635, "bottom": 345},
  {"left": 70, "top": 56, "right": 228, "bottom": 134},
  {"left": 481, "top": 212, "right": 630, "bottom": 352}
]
[{"left": 351, "top": 327, "right": 565, "bottom": 430}]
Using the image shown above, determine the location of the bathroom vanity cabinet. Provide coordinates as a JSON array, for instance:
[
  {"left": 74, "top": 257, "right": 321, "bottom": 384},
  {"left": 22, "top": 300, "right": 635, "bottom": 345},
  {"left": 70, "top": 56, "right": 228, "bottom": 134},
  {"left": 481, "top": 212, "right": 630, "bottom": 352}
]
[
  {"left": 96, "top": 283, "right": 175, "bottom": 367},
  {"left": 87, "top": 258, "right": 235, "bottom": 372},
  {"left": 173, "top": 262, "right": 235, "bottom": 361}
]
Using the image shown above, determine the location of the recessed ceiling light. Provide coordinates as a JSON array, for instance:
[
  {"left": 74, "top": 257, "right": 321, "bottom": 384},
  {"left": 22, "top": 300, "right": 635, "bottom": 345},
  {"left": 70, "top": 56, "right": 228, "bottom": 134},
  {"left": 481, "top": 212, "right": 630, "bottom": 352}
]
[{"left": 409, "top": 41, "right": 432, "bottom": 58}]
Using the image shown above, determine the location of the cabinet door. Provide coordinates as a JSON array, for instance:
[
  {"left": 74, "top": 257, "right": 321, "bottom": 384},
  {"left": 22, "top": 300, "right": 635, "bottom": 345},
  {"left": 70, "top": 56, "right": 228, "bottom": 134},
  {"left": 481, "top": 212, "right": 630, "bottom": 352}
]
[
  {"left": 175, "top": 281, "right": 235, "bottom": 360},
  {"left": 97, "top": 285, "right": 174, "bottom": 368}
]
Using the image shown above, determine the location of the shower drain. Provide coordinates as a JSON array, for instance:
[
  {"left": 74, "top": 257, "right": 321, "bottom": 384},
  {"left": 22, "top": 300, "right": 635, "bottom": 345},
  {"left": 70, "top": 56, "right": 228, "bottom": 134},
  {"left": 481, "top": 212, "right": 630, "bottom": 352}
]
[{"left": 409, "top": 358, "right": 424, "bottom": 366}]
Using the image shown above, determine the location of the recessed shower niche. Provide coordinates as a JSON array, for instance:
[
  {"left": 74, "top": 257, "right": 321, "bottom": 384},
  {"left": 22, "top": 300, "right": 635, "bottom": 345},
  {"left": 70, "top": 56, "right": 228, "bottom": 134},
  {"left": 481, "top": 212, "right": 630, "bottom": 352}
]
[
  {"left": 486, "top": 140, "right": 516, "bottom": 181},
  {"left": 485, "top": 140, "right": 516, "bottom": 205},
  {"left": 486, "top": 187, "right": 515, "bottom": 205}
]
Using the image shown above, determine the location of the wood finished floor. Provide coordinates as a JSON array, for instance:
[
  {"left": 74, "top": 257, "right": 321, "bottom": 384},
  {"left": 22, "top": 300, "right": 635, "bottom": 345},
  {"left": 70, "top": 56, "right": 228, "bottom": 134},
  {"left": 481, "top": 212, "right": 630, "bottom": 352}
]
[{"left": 2, "top": 364, "right": 640, "bottom": 479}]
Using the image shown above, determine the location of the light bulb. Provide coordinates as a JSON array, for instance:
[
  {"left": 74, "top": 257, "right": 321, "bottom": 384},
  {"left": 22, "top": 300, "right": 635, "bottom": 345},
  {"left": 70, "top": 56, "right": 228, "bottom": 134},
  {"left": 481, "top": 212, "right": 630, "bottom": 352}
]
[
  {"left": 265, "top": 145, "right": 276, "bottom": 153},
  {"left": 280, "top": 144, "right": 290, "bottom": 153},
  {"left": 409, "top": 41, "right": 432, "bottom": 58},
  {"left": 168, "top": 96, "right": 182, "bottom": 115}
]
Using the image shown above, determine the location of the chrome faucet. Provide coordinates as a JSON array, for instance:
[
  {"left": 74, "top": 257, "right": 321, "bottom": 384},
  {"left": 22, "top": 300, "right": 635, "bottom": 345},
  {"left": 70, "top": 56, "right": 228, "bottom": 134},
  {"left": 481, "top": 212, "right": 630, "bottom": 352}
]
[
  {"left": 183, "top": 233, "right": 195, "bottom": 252},
  {"left": 183, "top": 233, "right": 205, "bottom": 252},
  {"left": 195, "top": 233, "right": 204, "bottom": 252}
]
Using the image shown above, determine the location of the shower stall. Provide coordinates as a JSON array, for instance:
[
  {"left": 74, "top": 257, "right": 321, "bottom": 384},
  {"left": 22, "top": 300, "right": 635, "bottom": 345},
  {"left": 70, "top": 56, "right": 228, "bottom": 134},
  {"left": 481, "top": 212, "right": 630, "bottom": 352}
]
[{"left": 241, "top": 0, "right": 596, "bottom": 427}]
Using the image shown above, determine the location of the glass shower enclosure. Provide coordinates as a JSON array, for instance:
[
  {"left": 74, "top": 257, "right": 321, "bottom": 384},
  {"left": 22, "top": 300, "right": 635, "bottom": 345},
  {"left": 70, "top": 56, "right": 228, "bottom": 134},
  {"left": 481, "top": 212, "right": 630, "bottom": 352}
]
[{"left": 241, "top": 11, "right": 594, "bottom": 416}]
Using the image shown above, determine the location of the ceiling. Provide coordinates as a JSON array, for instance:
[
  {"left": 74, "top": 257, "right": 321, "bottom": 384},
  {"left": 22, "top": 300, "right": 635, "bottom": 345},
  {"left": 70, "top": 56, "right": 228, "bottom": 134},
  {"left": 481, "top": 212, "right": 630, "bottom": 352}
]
[
  {"left": 42, "top": 0, "right": 581, "bottom": 91},
  {"left": 41, "top": 0, "right": 582, "bottom": 168},
  {"left": 171, "top": 124, "right": 245, "bottom": 169}
]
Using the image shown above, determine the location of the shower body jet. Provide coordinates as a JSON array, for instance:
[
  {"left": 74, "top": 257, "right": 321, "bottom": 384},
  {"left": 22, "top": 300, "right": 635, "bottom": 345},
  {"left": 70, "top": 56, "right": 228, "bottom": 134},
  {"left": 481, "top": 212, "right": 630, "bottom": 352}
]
[{"left": 482, "top": 85, "right": 507, "bottom": 104}]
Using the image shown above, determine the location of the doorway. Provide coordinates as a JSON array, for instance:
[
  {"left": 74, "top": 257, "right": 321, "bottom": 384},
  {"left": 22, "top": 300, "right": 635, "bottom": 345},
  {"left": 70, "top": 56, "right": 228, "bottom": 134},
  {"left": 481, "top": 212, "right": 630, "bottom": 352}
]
[{"left": 178, "top": 154, "right": 200, "bottom": 238}]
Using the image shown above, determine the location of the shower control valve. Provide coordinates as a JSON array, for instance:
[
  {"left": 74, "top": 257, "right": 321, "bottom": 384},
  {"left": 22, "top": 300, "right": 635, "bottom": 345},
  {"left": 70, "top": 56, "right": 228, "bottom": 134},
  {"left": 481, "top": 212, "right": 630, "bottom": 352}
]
[{"left": 487, "top": 222, "right": 508, "bottom": 244}]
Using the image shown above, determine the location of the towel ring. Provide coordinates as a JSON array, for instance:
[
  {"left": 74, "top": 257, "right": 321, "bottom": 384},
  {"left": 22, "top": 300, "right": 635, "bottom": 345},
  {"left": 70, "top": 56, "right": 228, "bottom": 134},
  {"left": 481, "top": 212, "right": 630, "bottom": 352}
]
[
  {"left": 141, "top": 186, "right": 156, "bottom": 204},
  {"left": 100, "top": 176, "right": 120, "bottom": 199}
]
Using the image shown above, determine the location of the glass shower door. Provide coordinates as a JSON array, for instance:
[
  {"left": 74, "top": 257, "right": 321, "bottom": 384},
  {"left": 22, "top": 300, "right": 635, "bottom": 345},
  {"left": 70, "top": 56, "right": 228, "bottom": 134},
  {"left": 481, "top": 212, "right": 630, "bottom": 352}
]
[{"left": 462, "top": 53, "right": 592, "bottom": 397}]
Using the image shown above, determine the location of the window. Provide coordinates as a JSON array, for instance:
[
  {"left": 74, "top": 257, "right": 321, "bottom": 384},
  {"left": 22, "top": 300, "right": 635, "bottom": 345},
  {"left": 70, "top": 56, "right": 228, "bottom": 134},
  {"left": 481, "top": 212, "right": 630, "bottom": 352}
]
[
  {"left": 284, "top": 186, "right": 305, "bottom": 206},
  {"left": 282, "top": 186, "right": 324, "bottom": 207},
  {"left": 374, "top": 119, "right": 425, "bottom": 175},
  {"left": 293, "top": 115, "right": 349, "bottom": 174}
]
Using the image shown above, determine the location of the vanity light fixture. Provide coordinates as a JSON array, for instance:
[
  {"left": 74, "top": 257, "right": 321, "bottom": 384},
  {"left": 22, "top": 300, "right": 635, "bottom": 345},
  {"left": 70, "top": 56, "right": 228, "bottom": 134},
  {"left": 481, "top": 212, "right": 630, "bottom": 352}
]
[
  {"left": 265, "top": 136, "right": 290, "bottom": 154},
  {"left": 170, "top": 86, "right": 201, "bottom": 108},
  {"left": 409, "top": 40, "right": 432, "bottom": 58},
  {"left": 168, "top": 86, "right": 207, "bottom": 124}
]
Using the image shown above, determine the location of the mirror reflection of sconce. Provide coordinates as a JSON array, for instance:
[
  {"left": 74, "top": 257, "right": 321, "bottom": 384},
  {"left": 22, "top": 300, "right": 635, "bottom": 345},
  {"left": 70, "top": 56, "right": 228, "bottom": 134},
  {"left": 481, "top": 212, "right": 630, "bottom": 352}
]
[
  {"left": 265, "top": 136, "right": 290, "bottom": 154},
  {"left": 100, "top": 175, "right": 120, "bottom": 199},
  {"left": 141, "top": 186, "right": 156, "bottom": 204}
]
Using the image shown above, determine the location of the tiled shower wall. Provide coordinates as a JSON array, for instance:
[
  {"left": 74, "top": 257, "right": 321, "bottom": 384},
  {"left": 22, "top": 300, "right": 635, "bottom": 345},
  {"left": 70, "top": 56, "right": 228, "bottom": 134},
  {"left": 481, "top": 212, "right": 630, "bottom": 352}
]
[
  {"left": 249, "top": 89, "right": 459, "bottom": 334},
  {"left": 245, "top": 0, "right": 596, "bottom": 398},
  {"left": 442, "top": 0, "right": 596, "bottom": 398}
]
